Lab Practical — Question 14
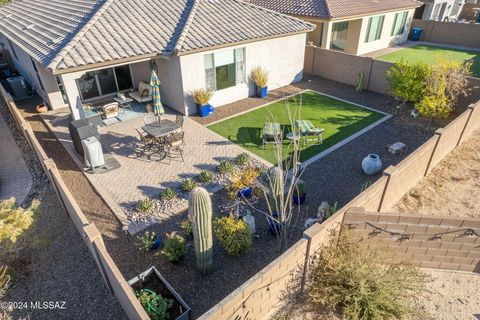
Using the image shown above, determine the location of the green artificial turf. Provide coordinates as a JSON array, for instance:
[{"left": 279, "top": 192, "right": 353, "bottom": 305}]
[
  {"left": 376, "top": 44, "right": 480, "bottom": 77},
  {"left": 208, "top": 91, "right": 385, "bottom": 164}
]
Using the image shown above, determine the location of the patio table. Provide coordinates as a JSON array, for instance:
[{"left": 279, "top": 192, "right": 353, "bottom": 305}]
[{"left": 142, "top": 119, "right": 181, "bottom": 138}]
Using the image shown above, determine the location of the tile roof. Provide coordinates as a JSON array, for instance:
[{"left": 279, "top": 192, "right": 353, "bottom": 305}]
[
  {"left": 243, "top": 0, "right": 422, "bottom": 19},
  {"left": 0, "top": 0, "right": 315, "bottom": 71}
]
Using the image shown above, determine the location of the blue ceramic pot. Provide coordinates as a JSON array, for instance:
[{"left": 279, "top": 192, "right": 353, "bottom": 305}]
[
  {"left": 150, "top": 235, "right": 162, "bottom": 251},
  {"left": 256, "top": 86, "right": 268, "bottom": 98},
  {"left": 238, "top": 187, "right": 252, "bottom": 198},
  {"left": 267, "top": 212, "right": 281, "bottom": 236},
  {"left": 362, "top": 153, "right": 382, "bottom": 175},
  {"left": 198, "top": 103, "right": 215, "bottom": 117},
  {"left": 292, "top": 193, "right": 306, "bottom": 205}
]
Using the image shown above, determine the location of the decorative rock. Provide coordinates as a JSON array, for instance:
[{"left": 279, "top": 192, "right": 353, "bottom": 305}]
[
  {"left": 317, "top": 201, "right": 330, "bottom": 221},
  {"left": 362, "top": 154, "right": 382, "bottom": 175},
  {"left": 388, "top": 142, "right": 407, "bottom": 155}
]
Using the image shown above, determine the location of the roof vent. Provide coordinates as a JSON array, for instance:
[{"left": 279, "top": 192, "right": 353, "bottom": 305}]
[
  {"left": 23, "top": 24, "right": 35, "bottom": 31},
  {"left": 51, "top": 37, "right": 63, "bottom": 45}
]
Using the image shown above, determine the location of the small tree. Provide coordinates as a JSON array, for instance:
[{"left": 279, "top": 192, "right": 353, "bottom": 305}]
[{"left": 415, "top": 55, "right": 471, "bottom": 122}]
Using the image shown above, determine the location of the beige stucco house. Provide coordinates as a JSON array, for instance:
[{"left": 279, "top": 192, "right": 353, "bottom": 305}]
[
  {"left": 245, "top": 0, "right": 423, "bottom": 56},
  {"left": 0, "top": 0, "right": 315, "bottom": 119}
]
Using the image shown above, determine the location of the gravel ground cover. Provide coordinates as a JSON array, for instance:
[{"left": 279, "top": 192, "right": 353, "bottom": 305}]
[
  {"left": 13, "top": 75, "right": 467, "bottom": 319},
  {"left": 0, "top": 98, "right": 126, "bottom": 320},
  {"left": 208, "top": 90, "right": 386, "bottom": 164}
]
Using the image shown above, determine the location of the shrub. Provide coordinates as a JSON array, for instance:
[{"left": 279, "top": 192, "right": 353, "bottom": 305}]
[
  {"left": 136, "top": 288, "right": 173, "bottom": 320},
  {"left": 160, "top": 232, "right": 187, "bottom": 263},
  {"left": 227, "top": 167, "right": 261, "bottom": 198},
  {"left": 294, "top": 181, "right": 306, "bottom": 197},
  {"left": 137, "top": 198, "right": 154, "bottom": 213},
  {"left": 180, "top": 218, "right": 193, "bottom": 238},
  {"left": 308, "top": 229, "right": 430, "bottom": 320},
  {"left": 181, "top": 178, "right": 197, "bottom": 192},
  {"left": 251, "top": 66, "right": 269, "bottom": 88},
  {"left": 217, "top": 160, "right": 235, "bottom": 175},
  {"left": 198, "top": 170, "right": 214, "bottom": 183},
  {"left": 234, "top": 153, "right": 251, "bottom": 166},
  {"left": 136, "top": 231, "right": 158, "bottom": 252},
  {"left": 0, "top": 198, "right": 35, "bottom": 251},
  {"left": 161, "top": 188, "right": 177, "bottom": 201},
  {"left": 213, "top": 215, "right": 252, "bottom": 255},
  {"left": 0, "top": 266, "right": 10, "bottom": 300},
  {"left": 387, "top": 60, "right": 431, "bottom": 105},
  {"left": 189, "top": 88, "right": 213, "bottom": 105}
]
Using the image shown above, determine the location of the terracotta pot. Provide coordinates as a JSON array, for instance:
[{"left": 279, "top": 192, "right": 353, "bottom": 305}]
[{"left": 35, "top": 104, "right": 48, "bottom": 113}]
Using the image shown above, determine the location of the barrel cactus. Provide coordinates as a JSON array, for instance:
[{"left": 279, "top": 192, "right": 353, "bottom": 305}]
[{"left": 188, "top": 187, "right": 213, "bottom": 274}]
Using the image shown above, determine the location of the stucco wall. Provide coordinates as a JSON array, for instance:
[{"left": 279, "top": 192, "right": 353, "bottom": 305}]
[
  {"left": 420, "top": 0, "right": 464, "bottom": 20},
  {"left": 179, "top": 33, "right": 307, "bottom": 115},
  {"left": 0, "top": 34, "right": 65, "bottom": 109}
]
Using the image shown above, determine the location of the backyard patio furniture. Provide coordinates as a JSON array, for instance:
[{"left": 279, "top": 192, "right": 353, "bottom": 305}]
[
  {"left": 129, "top": 81, "right": 153, "bottom": 103},
  {"left": 142, "top": 119, "right": 182, "bottom": 140},
  {"left": 286, "top": 132, "right": 303, "bottom": 147},
  {"left": 164, "top": 132, "right": 185, "bottom": 163},
  {"left": 262, "top": 122, "right": 281, "bottom": 148},
  {"left": 135, "top": 127, "right": 158, "bottom": 159},
  {"left": 296, "top": 120, "right": 324, "bottom": 144},
  {"left": 114, "top": 96, "right": 133, "bottom": 114},
  {"left": 102, "top": 102, "right": 120, "bottom": 119}
]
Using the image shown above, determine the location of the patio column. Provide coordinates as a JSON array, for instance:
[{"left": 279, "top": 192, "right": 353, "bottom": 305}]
[
  {"left": 321, "top": 22, "right": 332, "bottom": 49},
  {"left": 58, "top": 73, "right": 85, "bottom": 120}
]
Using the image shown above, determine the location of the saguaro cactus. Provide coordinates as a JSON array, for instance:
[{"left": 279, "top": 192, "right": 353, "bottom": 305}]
[{"left": 188, "top": 187, "right": 213, "bottom": 274}]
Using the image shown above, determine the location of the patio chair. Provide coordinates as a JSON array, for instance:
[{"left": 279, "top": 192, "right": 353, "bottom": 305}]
[
  {"left": 296, "top": 120, "right": 324, "bottom": 144},
  {"left": 135, "top": 127, "right": 157, "bottom": 159},
  {"left": 174, "top": 115, "right": 186, "bottom": 145},
  {"left": 164, "top": 132, "right": 185, "bottom": 163},
  {"left": 262, "top": 122, "right": 281, "bottom": 148}
]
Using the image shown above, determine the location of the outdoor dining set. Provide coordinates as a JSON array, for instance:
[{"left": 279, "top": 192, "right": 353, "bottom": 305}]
[
  {"left": 262, "top": 120, "right": 324, "bottom": 148},
  {"left": 136, "top": 114, "right": 185, "bottom": 163}
]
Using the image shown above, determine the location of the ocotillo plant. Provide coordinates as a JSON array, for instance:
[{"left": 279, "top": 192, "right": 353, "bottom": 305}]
[{"left": 188, "top": 187, "right": 213, "bottom": 274}]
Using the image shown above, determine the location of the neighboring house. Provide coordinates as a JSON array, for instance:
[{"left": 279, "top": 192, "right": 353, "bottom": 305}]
[
  {"left": 414, "top": 0, "right": 465, "bottom": 21},
  {"left": 243, "top": 0, "right": 422, "bottom": 56},
  {"left": 0, "top": 0, "right": 315, "bottom": 119}
]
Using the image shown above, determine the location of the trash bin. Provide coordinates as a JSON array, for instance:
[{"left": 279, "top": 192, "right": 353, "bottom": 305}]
[
  {"left": 410, "top": 27, "right": 423, "bottom": 41},
  {"left": 68, "top": 119, "right": 100, "bottom": 156},
  {"left": 81, "top": 137, "right": 105, "bottom": 172}
]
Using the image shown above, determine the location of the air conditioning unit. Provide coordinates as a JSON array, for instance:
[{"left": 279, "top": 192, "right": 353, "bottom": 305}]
[{"left": 6, "top": 76, "right": 30, "bottom": 100}]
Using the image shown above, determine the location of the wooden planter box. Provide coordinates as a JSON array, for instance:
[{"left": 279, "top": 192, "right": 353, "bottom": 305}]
[{"left": 128, "top": 267, "right": 191, "bottom": 320}]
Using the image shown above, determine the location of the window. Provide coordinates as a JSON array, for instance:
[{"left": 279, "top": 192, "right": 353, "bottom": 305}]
[
  {"left": 365, "top": 15, "right": 385, "bottom": 43},
  {"left": 56, "top": 76, "right": 69, "bottom": 104},
  {"left": 330, "top": 21, "right": 349, "bottom": 51},
  {"left": 76, "top": 65, "right": 133, "bottom": 100},
  {"left": 391, "top": 11, "right": 408, "bottom": 36},
  {"left": 204, "top": 48, "right": 245, "bottom": 91},
  {"left": 7, "top": 39, "right": 18, "bottom": 60}
]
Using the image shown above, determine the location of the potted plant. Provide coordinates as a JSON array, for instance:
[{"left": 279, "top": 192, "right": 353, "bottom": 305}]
[
  {"left": 190, "top": 88, "right": 214, "bottom": 117},
  {"left": 251, "top": 66, "right": 269, "bottom": 98},
  {"left": 137, "top": 231, "right": 162, "bottom": 252},
  {"left": 35, "top": 103, "right": 48, "bottom": 113},
  {"left": 292, "top": 181, "right": 306, "bottom": 205},
  {"left": 129, "top": 267, "right": 191, "bottom": 320},
  {"left": 228, "top": 167, "right": 261, "bottom": 199}
]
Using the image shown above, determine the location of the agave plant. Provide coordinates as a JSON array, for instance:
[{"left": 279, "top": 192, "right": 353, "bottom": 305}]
[
  {"left": 137, "top": 198, "right": 154, "bottom": 213},
  {"left": 217, "top": 160, "right": 235, "bottom": 175},
  {"left": 181, "top": 178, "right": 197, "bottom": 192},
  {"left": 161, "top": 188, "right": 177, "bottom": 201},
  {"left": 199, "top": 170, "right": 214, "bottom": 183}
]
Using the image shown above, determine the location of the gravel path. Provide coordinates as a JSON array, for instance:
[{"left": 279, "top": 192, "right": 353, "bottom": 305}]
[{"left": 0, "top": 97, "right": 126, "bottom": 320}]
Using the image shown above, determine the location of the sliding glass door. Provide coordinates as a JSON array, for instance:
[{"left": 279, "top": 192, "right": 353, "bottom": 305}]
[
  {"left": 76, "top": 65, "right": 133, "bottom": 101},
  {"left": 330, "top": 21, "right": 349, "bottom": 51}
]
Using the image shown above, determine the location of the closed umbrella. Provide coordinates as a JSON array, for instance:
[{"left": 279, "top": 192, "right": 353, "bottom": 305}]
[{"left": 150, "top": 70, "right": 164, "bottom": 124}]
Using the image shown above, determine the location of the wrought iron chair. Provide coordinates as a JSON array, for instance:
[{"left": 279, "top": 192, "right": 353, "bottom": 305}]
[
  {"left": 164, "top": 132, "right": 185, "bottom": 163},
  {"left": 143, "top": 112, "right": 158, "bottom": 125},
  {"left": 135, "top": 127, "right": 157, "bottom": 159}
]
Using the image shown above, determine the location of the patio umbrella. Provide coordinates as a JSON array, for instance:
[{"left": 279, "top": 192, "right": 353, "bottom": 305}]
[{"left": 150, "top": 70, "right": 164, "bottom": 124}]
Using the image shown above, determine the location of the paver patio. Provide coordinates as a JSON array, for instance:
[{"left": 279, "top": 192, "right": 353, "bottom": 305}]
[{"left": 43, "top": 109, "right": 270, "bottom": 233}]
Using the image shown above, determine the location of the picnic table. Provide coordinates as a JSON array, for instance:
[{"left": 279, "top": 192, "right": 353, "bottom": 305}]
[{"left": 142, "top": 119, "right": 181, "bottom": 138}]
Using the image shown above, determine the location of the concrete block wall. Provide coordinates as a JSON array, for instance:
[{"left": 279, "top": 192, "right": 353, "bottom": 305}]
[
  {"left": 411, "top": 19, "right": 480, "bottom": 48},
  {"left": 343, "top": 208, "right": 480, "bottom": 273}
]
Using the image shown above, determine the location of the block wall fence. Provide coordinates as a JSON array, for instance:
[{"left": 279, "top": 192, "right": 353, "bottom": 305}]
[
  {"left": 343, "top": 208, "right": 480, "bottom": 272},
  {"left": 304, "top": 43, "right": 480, "bottom": 106},
  {"left": 2, "top": 85, "right": 480, "bottom": 319},
  {"left": 411, "top": 19, "right": 480, "bottom": 48}
]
